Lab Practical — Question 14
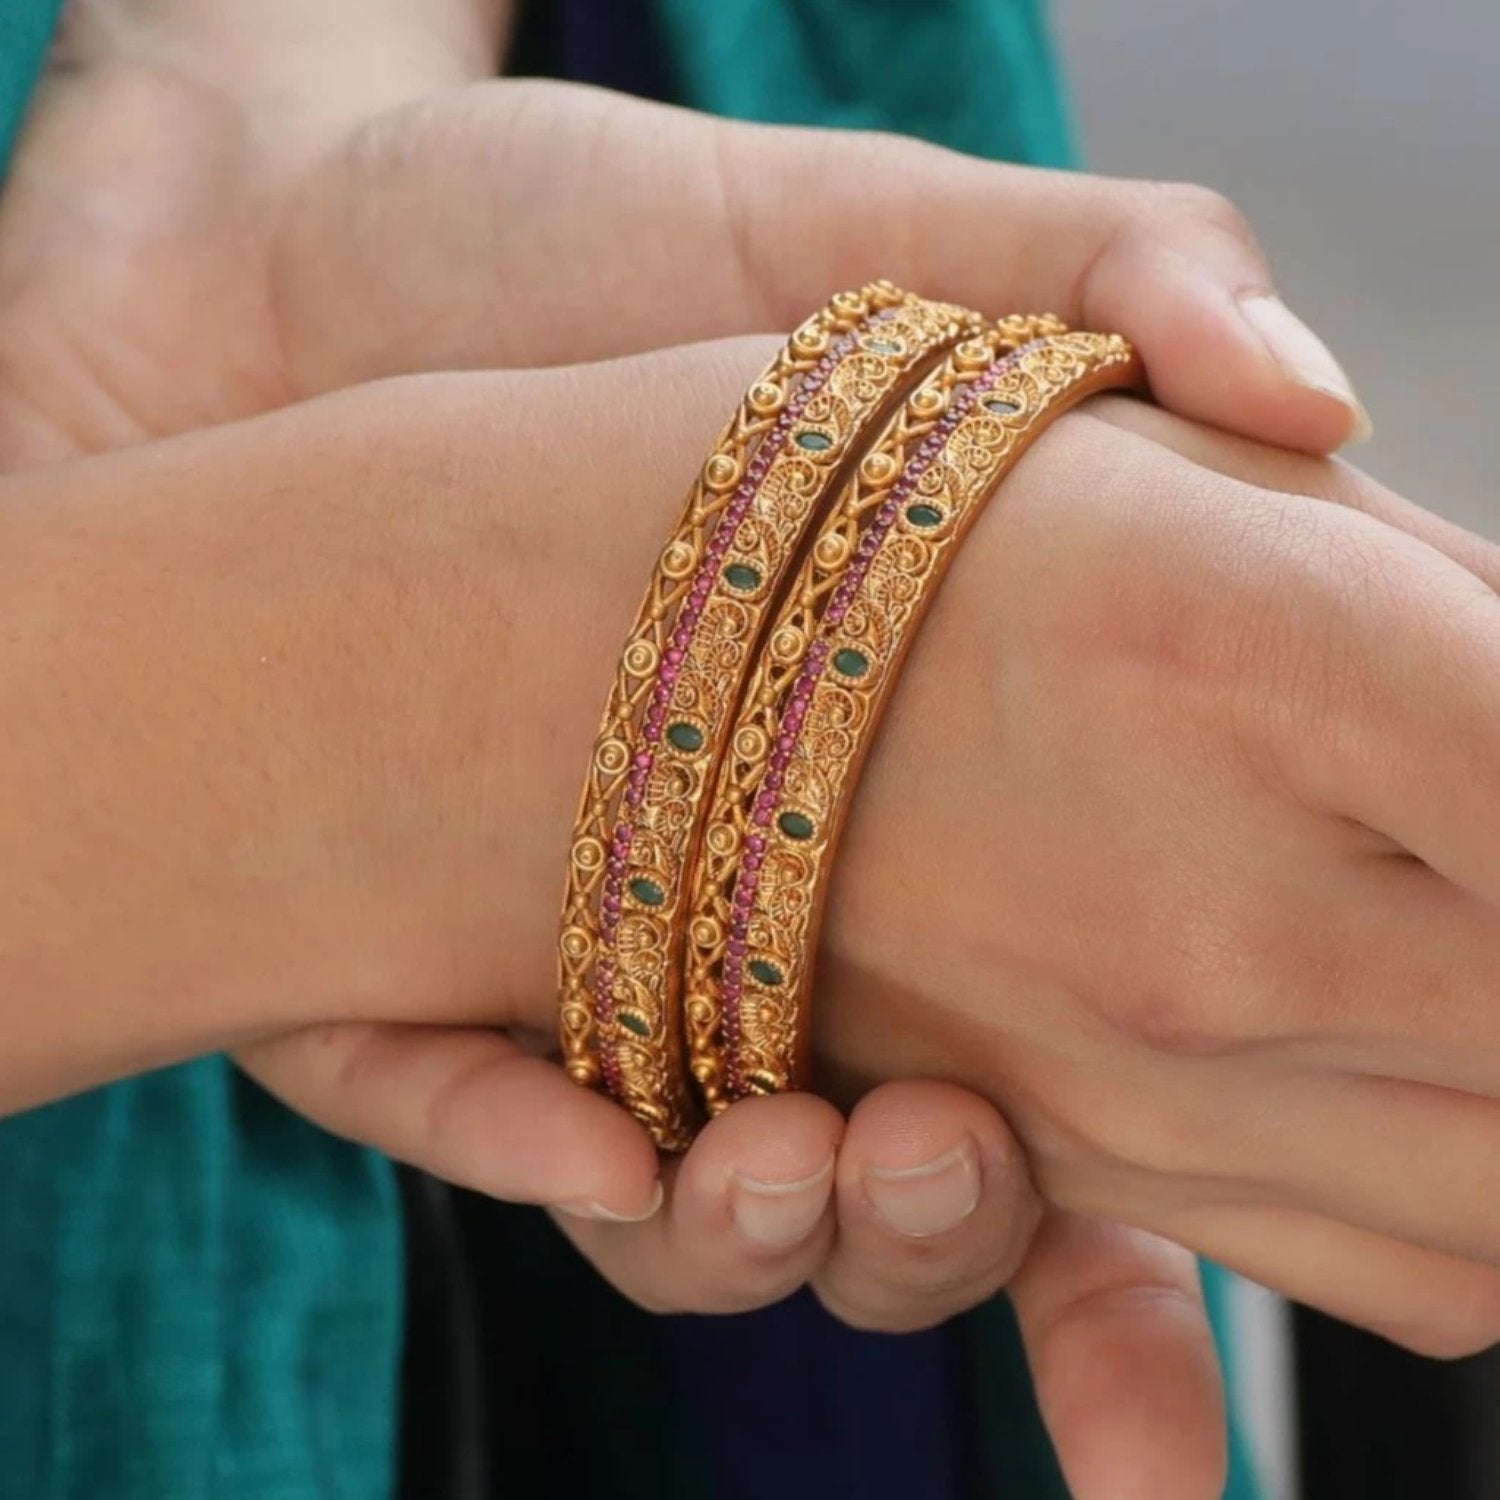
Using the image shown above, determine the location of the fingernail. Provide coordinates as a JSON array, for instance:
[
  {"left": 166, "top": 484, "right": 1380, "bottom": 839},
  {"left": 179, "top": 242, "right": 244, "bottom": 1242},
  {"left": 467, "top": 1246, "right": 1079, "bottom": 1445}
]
[
  {"left": 864, "top": 1138, "right": 980, "bottom": 1239},
  {"left": 1239, "top": 293, "right": 1372, "bottom": 444},
  {"left": 729, "top": 1155, "right": 835, "bottom": 1250},
  {"left": 555, "top": 1180, "right": 664, "bottom": 1223}
]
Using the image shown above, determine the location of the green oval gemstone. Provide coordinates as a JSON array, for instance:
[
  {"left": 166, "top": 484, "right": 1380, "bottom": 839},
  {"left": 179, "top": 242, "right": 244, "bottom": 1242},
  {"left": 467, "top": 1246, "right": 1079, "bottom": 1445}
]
[
  {"left": 794, "top": 430, "right": 834, "bottom": 452},
  {"left": 629, "top": 877, "right": 666, "bottom": 907},
  {"left": 833, "top": 647, "right": 870, "bottom": 679},
  {"left": 983, "top": 397, "right": 1021, "bottom": 416},
  {"left": 667, "top": 721, "right": 705, "bottom": 753},
  {"left": 724, "top": 562, "right": 762, "bottom": 592},
  {"left": 905, "top": 503, "right": 944, "bottom": 529},
  {"left": 745, "top": 1070, "right": 781, "bottom": 1096},
  {"left": 618, "top": 1011, "right": 652, "bottom": 1039},
  {"left": 748, "top": 958, "right": 785, "bottom": 987},
  {"left": 778, "top": 810, "right": 815, "bottom": 841},
  {"left": 864, "top": 338, "right": 903, "bottom": 354}
]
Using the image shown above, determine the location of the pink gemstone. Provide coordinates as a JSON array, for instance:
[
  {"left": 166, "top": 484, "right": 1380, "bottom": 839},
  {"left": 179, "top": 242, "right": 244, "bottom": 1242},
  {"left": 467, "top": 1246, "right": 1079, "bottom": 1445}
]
[
  {"left": 766, "top": 771, "right": 784, "bottom": 792},
  {"left": 753, "top": 806, "right": 772, "bottom": 826},
  {"left": 746, "top": 834, "right": 767, "bottom": 854},
  {"left": 635, "top": 751, "right": 653, "bottom": 768}
]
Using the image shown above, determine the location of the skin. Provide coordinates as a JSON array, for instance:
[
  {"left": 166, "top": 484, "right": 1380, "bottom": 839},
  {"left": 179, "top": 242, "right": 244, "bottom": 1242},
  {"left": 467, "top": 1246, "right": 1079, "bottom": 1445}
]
[{"left": 3, "top": 5, "right": 1494, "bottom": 1495}]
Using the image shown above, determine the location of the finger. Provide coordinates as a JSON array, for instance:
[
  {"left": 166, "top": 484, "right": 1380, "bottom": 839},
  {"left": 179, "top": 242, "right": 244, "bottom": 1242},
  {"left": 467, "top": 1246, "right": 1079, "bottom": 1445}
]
[
  {"left": 1010, "top": 1213, "right": 1227, "bottom": 1500},
  {"left": 551, "top": 1092, "right": 844, "bottom": 1314},
  {"left": 1286, "top": 856, "right": 1500, "bottom": 1098},
  {"left": 281, "top": 81, "right": 1365, "bottom": 452},
  {"left": 238, "top": 1021, "right": 661, "bottom": 1218},
  {"left": 1253, "top": 1070, "right": 1500, "bottom": 1267},
  {"left": 1088, "top": 392, "right": 1500, "bottom": 590},
  {"left": 1275, "top": 507, "right": 1500, "bottom": 905},
  {"left": 810, "top": 1080, "right": 1039, "bottom": 1333},
  {"left": 1084, "top": 416, "right": 1500, "bottom": 907},
  {"left": 1164, "top": 1201, "right": 1500, "bottom": 1360}
]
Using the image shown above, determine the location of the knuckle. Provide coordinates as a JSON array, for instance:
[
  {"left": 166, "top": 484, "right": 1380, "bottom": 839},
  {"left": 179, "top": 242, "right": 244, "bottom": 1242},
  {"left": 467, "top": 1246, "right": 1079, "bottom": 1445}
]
[
  {"left": 1083, "top": 905, "right": 1279, "bottom": 1062},
  {"left": 1141, "top": 179, "right": 1258, "bottom": 250}
]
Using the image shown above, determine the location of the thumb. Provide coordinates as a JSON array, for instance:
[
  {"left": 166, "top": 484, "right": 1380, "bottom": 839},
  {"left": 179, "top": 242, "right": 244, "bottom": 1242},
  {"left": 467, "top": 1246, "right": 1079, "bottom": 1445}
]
[
  {"left": 717, "top": 116, "right": 1367, "bottom": 455},
  {"left": 237, "top": 1022, "right": 663, "bottom": 1220},
  {"left": 279, "top": 80, "right": 1365, "bottom": 454}
]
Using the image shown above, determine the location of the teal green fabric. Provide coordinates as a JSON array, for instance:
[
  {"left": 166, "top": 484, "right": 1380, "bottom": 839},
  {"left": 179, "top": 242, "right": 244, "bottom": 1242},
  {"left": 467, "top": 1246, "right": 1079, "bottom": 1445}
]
[
  {"left": 0, "top": 11, "right": 407, "bottom": 1499},
  {"left": 0, "top": 0, "right": 62, "bottom": 170},
  {"left": 653, "top": 0, "right": 1077, "bottom": 168},
  {"left": 0, "top": 1061, "right": 402, "bottom": 1500}
]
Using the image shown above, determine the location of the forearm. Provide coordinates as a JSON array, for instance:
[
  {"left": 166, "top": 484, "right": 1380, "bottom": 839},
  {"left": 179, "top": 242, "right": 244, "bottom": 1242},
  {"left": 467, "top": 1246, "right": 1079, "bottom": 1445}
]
[{"left": 0, "top": 341, "right": 770, "bottom": 1112}]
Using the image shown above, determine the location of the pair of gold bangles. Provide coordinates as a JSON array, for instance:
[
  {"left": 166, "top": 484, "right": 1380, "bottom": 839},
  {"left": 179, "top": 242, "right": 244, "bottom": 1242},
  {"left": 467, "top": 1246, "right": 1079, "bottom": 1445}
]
[{"left": 559, "top": 282, "right": 1140, "bottom": 1150}]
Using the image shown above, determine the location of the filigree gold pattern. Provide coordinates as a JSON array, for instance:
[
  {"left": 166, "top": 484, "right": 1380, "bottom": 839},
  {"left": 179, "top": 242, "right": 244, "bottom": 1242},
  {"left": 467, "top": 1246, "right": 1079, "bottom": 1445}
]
[
  {"left": 560, "top": 285, "right": 999, "bottom": 1148},
  {"left": 684, "top": 330, "right": 1141, "bottom": 1110}
]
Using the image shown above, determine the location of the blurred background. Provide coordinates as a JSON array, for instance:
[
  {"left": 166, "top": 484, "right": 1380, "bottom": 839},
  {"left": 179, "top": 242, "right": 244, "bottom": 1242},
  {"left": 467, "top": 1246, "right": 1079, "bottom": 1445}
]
[
  {"left": 1055, "top": 4, "right": 1498, "bottom": 1494},
  {"left": 1057, "top": 0, "right": 1497, "bottom": 540}
]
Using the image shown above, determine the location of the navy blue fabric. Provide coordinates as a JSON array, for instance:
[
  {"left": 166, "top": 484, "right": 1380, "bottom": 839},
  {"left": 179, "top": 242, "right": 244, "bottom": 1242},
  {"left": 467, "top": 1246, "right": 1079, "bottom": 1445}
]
[
  {"left": 669, "top": 1289, "right": 965, "bottom": 1500},
  {"left": 527, "top": 0, "right": 675, "bottom": 100}
]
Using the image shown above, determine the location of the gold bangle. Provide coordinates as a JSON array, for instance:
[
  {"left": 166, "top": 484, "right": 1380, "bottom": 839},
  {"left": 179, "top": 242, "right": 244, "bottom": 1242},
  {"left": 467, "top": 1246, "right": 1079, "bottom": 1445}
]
[
  {"left": 684, "top": 329, "right": 1141, "bottom": 1107},
  {"left": 559, "top": 284, "right": 992, "bottom": 1148}
]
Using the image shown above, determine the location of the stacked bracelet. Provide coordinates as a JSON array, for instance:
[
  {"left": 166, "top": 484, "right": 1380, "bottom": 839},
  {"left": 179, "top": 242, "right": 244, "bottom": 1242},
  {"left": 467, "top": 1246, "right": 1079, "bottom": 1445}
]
[
  {"left": 559, "top": 284, "right": 992, "bottom": 1148},
  {"left": 684, "top": 329, "right": 1140, "bottom": 1106},
  {"left": 560, "top": 283, "right": 1139, "bottom": 1149}
]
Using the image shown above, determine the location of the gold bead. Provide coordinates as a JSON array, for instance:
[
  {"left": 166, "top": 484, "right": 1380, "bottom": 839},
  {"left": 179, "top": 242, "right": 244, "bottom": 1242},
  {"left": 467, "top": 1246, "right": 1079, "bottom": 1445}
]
[
  {"left": 909, "top": 385, "right": 948, "bottom": 419},
  {"left": 792, "top": 324, "right": 829, "bottom": 357},
  {"left": 622, "top": 641, "right": 658, "bottom": 677},
  {"left": 733, "top": 724, "right": 769, "bottom": 761},
  {"left": 704, "top": 453, "right": 741, "bottom": 492},
  {"left": 748, "top": 381, "right": 786, "bottom": 416},
  {"left": 595, "top": 739, "right": 631, "bottom": 775},
  {"left": 813, "top": 532, "right": 851, "bottom": 569},
  {"left": 769, "top": 624, "right": 805, "bottom": 661},
  {"left": 570, "top": 838, "right": 605, "bottom": 873},
  {"left": 560, "top": 926, "right": 594, "bottom": 961},
  {"left": 954, "top": 338, "right": 994, "bottom": 371},
  {"left": 660, "top": 539, "right": 697, "bottom": 579},
  {"left": 859, "top": 451, "right": 899, "bottom": 486}
]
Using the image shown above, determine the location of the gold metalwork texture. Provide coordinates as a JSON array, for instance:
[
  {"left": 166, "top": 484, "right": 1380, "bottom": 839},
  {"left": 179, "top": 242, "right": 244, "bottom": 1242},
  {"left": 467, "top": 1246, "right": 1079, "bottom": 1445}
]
[
  {"left": 560, "top": 284, "right": 995, "bottom": 1148},
  {"left": 684, "top": 329, "right": 1141, "bottom": 1108}
]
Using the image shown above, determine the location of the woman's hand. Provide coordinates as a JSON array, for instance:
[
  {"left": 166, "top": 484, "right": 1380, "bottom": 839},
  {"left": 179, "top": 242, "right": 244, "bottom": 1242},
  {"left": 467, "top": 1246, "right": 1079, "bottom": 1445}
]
[{"left": 812, "top": 391, "right": 1500, "bottom": 1355}]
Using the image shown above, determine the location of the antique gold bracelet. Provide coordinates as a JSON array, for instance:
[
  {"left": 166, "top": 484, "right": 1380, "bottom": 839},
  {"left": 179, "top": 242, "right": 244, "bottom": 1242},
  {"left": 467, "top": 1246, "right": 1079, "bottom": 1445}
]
[
  {"left": 559, "top": 284, "right": 997, "bottom": 1147},
  {"left": 683, "top": 329, "right": 1141, "bottom": 1108}
]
